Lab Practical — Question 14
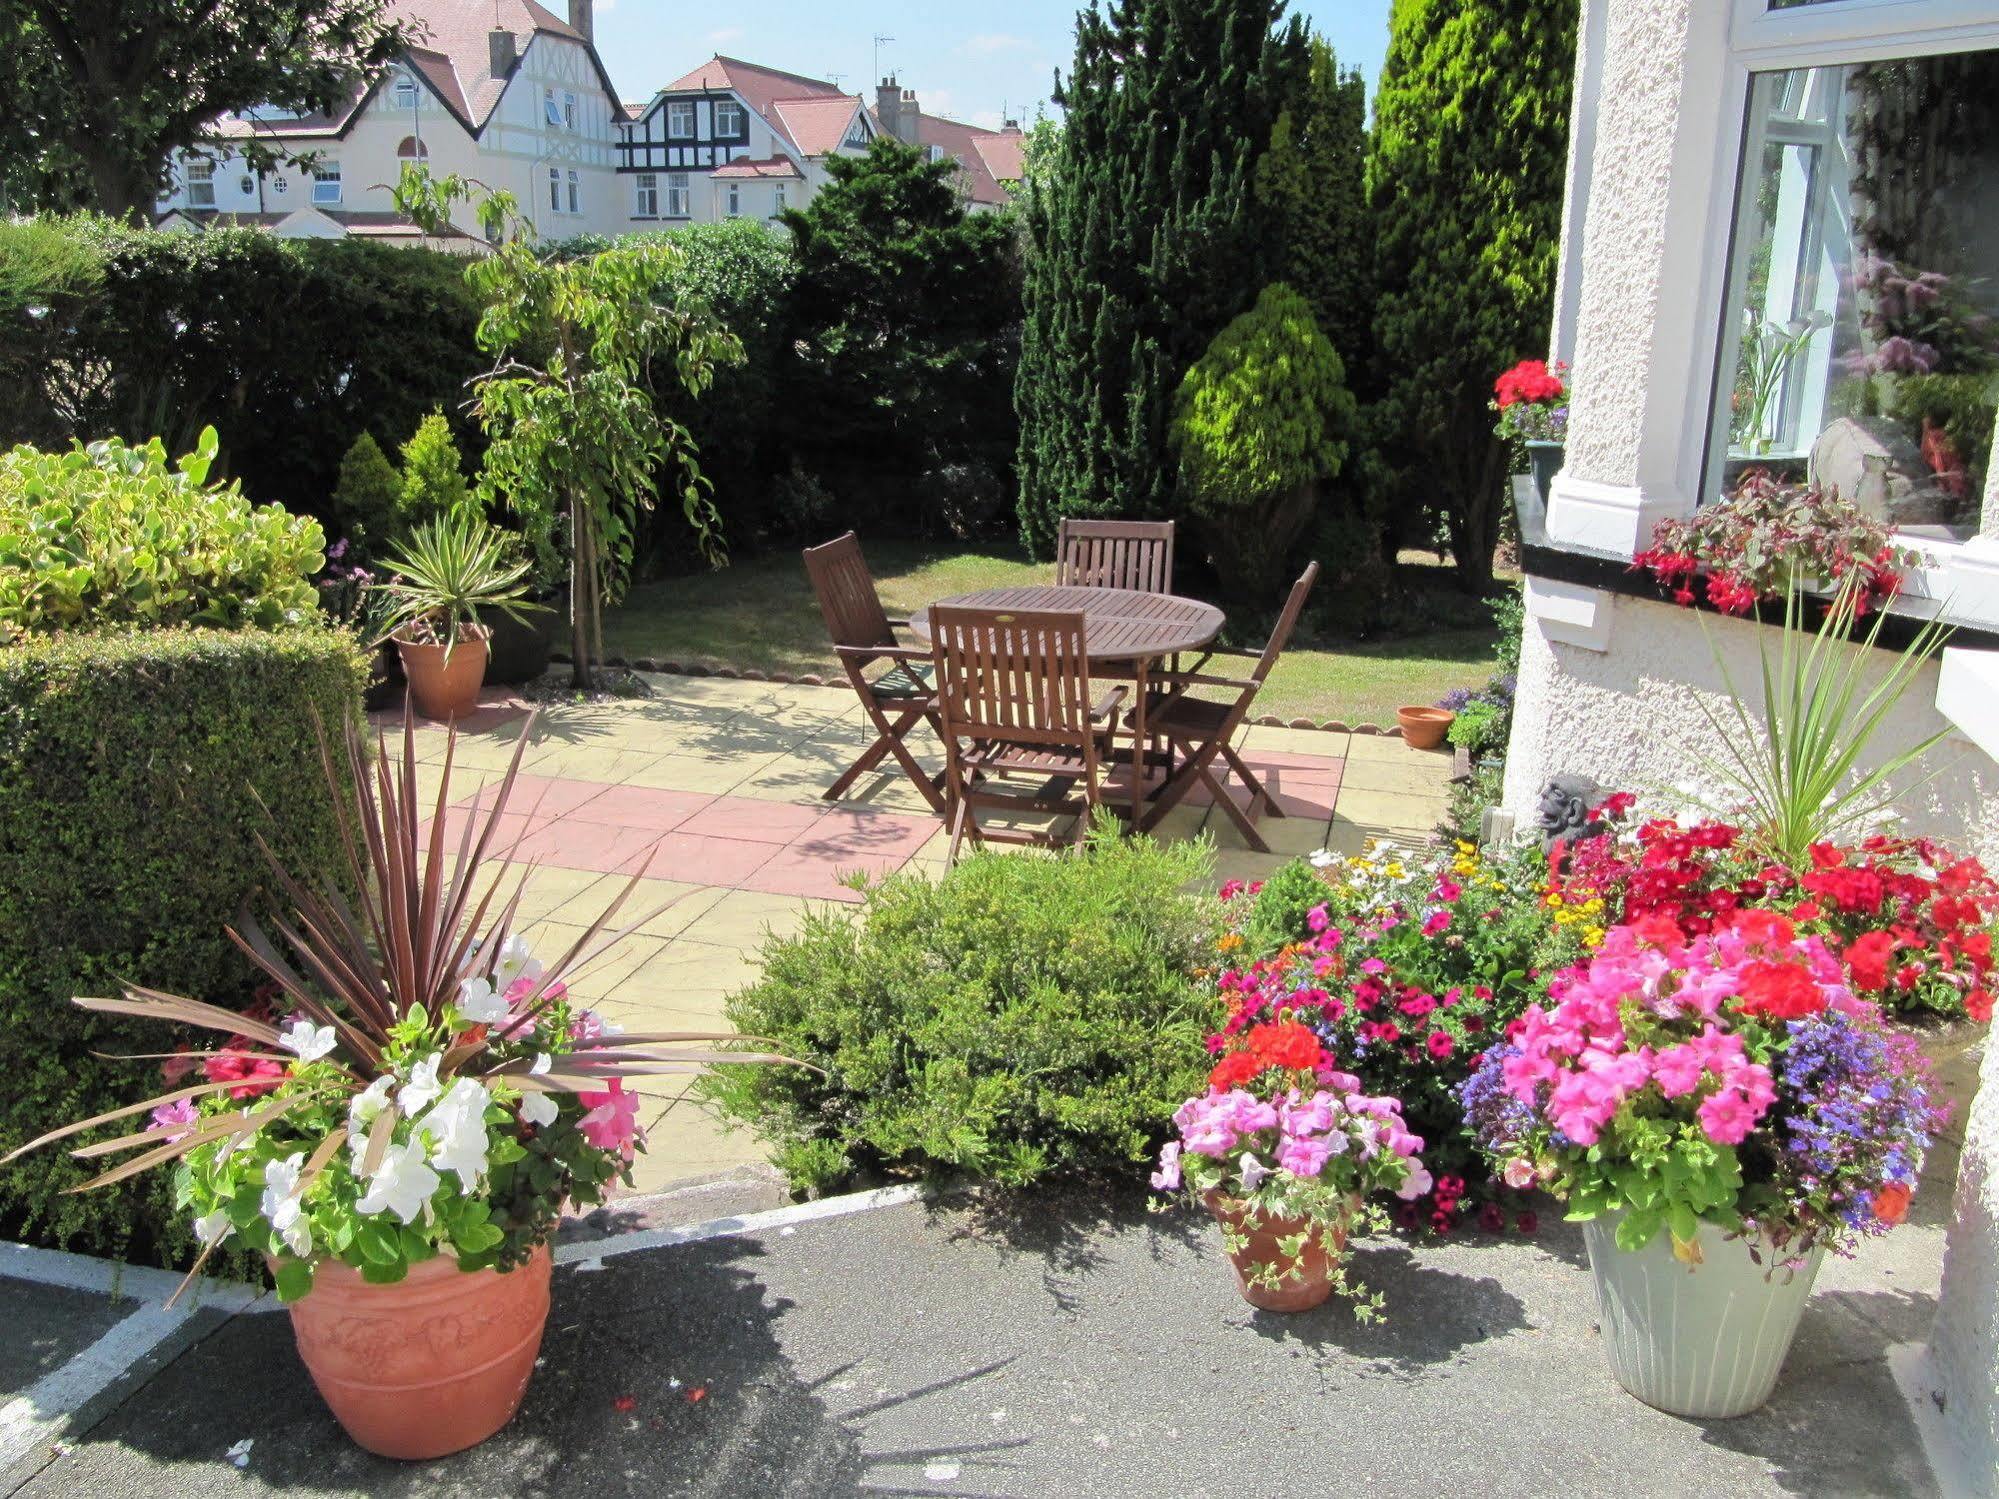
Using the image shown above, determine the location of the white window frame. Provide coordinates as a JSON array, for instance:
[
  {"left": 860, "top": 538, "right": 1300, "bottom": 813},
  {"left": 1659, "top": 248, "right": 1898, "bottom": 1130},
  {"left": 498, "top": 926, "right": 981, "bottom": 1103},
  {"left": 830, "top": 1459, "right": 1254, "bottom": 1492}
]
[
  {"left": 772, "top": 182, "right": 787, "bottom": 214},
  {"left": 725, "top": 182, "right": 741, "bottom": 218},
  {"left": 184, "top": 156, "right": 216, "bottom": 208},
  {"left": 544, "top": 88, "right": 563, "bottom": 128},
  {"left": 714, "top": 99, "right": 746, "bottom": 138},
  {"left": 635, "top": 172, "right": 659, "bottom": 217},
  {"left": 666, "top": 172, "right": 689, "bottom": 217},
  {"left": 1552, "top": 0, "right": 1999, "bottom": 625},
  {"left": 566, "top": 169, "right": 580, "bottom": 216},
  {"left": 667, "top": 100, "right": 696, "bottom": 139},
  {"left": 392, "top": 75, "right": 419, "bottom": 112},
  {"left": 311, "top": 160, "right": 342, "bottom": 205},
  {"left": 548, "top": 165, "right": 562, "bottom": 213},
  {"left": 563, "top": 91, "right": 578, "bottom": 131}
]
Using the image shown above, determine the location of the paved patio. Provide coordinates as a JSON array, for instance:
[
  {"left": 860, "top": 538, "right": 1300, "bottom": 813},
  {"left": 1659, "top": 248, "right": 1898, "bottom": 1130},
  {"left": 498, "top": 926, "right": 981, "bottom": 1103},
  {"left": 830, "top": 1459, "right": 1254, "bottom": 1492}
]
[{"left": 389, "top": 672, "right": 1456, "bottom": 1194}]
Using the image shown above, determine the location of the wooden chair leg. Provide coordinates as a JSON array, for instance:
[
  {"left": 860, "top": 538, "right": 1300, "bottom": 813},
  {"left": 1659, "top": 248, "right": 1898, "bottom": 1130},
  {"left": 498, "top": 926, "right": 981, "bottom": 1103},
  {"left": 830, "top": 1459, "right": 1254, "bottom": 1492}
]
[
  {"left": 1203, "top": 760, "right": 1272, "bottom": 854},
  {"left": 884, "top": 726, "right": 948, "bottom": 814},
  {"left": 946, "top": 793, "right": 975, "bottom": 866},
  {"left": 1140, "top": 737, "right": 1214, "bottom": 831}
]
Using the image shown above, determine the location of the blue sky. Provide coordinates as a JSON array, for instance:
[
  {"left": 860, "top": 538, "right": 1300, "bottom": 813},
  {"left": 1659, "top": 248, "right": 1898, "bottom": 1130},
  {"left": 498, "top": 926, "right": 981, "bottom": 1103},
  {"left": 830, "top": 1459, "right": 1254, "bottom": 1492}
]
[{"left": 590, "top": 1, "right": 1394, "bottom": 129}]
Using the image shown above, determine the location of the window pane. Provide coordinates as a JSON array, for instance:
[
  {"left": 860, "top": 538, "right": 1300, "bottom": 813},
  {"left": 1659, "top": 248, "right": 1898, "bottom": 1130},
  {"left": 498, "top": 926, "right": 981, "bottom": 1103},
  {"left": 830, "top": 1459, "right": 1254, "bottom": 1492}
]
[{"left": 1709, "top": 49, "right": 1999, "bottom": 540}]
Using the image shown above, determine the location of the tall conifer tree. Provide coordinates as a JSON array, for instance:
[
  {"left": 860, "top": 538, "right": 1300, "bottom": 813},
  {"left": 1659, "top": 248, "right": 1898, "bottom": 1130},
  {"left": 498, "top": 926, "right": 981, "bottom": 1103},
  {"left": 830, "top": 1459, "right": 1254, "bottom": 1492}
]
[
  {"left": 1366, "top": 0, "right": 1579, "bottom": 590},
  {"left": 1015, "top": 0, "right": 1308, "bottom": 555}
]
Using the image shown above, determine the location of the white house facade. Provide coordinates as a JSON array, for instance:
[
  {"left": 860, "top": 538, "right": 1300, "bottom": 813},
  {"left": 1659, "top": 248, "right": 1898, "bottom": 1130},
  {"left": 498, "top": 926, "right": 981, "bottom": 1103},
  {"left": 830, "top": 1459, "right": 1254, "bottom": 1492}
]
[
  {"left": 155, "top": 0, "right": 632, "bottom": 244},
  {"left": 1507, "top": 2, "right": 1999, "bottom": 1487}
]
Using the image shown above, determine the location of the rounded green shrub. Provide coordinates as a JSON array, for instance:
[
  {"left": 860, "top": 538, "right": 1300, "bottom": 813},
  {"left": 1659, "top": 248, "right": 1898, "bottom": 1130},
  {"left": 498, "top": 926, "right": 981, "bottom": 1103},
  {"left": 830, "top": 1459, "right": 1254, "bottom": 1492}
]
[
  {"left": 701, "top": 825, "right": 1221, "bottom": 1194},
  {"left": 1171, "top": 283, "right": 1356, "bottom": 596},
  {"left": 398, "top": 408, "right": 471, "bottom": 525},
  {"left": 0, "top": 627, "right": 368, "bottom": 1261},
  {"left": 0, "top": 428, "right": 324, "bottom": 639},
  {"left": 328, "top": 430, "right": 404, "bottom": 558}
]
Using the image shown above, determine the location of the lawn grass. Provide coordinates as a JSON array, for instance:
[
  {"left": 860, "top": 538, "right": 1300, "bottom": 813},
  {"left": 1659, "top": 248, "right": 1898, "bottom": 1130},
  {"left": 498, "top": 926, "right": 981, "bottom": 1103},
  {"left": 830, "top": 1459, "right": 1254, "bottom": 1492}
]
[{"left": 603, "top": 539, "right": 1502, "bottom": 726}]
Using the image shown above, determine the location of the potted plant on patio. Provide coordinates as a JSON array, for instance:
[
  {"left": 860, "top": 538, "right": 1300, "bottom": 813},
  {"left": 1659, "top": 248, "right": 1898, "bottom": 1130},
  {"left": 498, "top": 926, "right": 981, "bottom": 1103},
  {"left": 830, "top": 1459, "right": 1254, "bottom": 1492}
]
[
  {"left": 1152, "top": 1020, "right": 1432, "bottom": 1318},
  {"left": 1464, "top": 908, "right": 1945, "bottom": 1418},
  {"left": 5, "top": 713, "right": 799, "bottom": 1459},
  {"left": 1493, "top": 357, "right": 1569, "bottom": 503},
  {"left": 375, "top": 511, "right": 541, "bottom": 720}
]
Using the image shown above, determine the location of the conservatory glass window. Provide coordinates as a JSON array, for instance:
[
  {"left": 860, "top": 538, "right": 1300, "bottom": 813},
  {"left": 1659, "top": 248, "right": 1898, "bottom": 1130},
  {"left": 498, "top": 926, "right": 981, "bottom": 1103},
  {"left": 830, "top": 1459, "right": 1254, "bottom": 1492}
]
[{"left": 1706, "top": 46, "right": 1999, "bottom": 541}]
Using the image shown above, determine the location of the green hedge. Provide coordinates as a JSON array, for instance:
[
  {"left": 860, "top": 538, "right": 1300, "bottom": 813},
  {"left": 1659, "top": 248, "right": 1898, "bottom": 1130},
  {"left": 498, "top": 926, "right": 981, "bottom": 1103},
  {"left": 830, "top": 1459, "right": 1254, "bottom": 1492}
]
[
  {"left": 701, "top": 824, "right": 1220, "bottom": 1193},
  {"left": 0, "top": 627, "right": 368, "bottom": 1260}
]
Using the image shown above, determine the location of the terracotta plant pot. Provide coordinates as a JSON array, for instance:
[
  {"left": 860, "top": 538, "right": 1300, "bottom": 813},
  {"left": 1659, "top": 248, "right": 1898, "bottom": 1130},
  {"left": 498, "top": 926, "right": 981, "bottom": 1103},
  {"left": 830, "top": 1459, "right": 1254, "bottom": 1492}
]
[
  {"left": 395, "top": 629, "right": 491, "bottom": 722},
  {"left": 1396, "top": 706, "right": 1455, "bottom": 751},
  {"left": 1202, "top": 1190, "right": 1354, "bottom": 1313},
  {"left": 284, "top": 1243, "right": 552, "bottom": 1460}
]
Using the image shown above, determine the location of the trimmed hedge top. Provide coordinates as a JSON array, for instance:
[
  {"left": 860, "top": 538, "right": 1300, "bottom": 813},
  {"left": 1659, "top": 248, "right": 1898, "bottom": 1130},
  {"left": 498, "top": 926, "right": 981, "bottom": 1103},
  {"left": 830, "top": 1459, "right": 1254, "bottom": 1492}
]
[{"left": 0, "top": 428, "right": 324, "bottom": 639}]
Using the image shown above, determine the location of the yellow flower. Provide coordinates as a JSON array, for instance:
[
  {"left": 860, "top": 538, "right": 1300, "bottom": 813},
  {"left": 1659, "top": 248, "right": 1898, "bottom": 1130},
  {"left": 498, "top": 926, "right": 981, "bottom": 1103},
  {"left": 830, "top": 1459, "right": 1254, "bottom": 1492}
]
[
  {"left": 1217, "top": 933, "right": 1244, "bottom": 953},
  {"left": 1583, "top": 926, "right": 1606, "bottom": 947},
  {"left": 1545, "top": 891, "right": 1564, "bottom": 908}
]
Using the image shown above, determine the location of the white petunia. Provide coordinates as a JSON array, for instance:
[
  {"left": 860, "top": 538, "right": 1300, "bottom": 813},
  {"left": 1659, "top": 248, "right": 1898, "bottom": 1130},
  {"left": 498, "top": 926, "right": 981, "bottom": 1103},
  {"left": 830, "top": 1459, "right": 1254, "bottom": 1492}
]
[
  {"left": 349, "top": 1075, "right": 394, "bottom": 1132},
  {"left": 1237, "top": 1151, "right": 1270, "bottom": 1192},
  {"left": 530, "top": 1052, "right": 551, "bottom": 1076},
  {"left": 456, "top": 977, "right": 508, "bottom": 1025},
  {"left": 278, "top": 1018, "right": 338, "bottom": 1064},
  {"left": 398, "top": 1053, "right": 443, "bottom": 1115},
  {"left": 421, "top": 1079, "right": 491, "bottom": 1189},
  {"left": 518, "top": 1091, "right": 558, "bottom": 1128},
  {"left": 355, "top": 1137, "right": 440, "bottom": 1225},
  {"left": 494, "top": 934, "right": 543, "bottom": 990},
  {"left": 192, "top": 1209, "right": 233, "bottom": 1247},
  {"left": 1308, "top": 849, "right": 1337, "bottom": 869},
  {"left": 260, "top": 1153, "right": 311, "bottom": 1258}
]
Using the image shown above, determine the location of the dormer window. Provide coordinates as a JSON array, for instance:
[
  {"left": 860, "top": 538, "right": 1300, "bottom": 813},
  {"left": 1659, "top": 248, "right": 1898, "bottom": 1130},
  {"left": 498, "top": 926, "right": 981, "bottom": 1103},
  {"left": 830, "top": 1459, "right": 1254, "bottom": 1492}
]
[
  {"left": 667, "top": 100, "right": 695, "bottom": 138},
  {"left": 715, "top": 100, "right": 746, "bottom": 137},
  {"left": 392, "top": 75, "right": 418, "bottom": 112}
]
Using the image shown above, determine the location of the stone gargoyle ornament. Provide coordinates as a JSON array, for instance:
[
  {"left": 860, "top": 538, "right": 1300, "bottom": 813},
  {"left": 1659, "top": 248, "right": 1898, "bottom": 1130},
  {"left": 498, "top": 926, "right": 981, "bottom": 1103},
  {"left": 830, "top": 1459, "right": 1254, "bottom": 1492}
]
[{"left": 1536, "top": 774, "right": 1604, "bottom": 858}]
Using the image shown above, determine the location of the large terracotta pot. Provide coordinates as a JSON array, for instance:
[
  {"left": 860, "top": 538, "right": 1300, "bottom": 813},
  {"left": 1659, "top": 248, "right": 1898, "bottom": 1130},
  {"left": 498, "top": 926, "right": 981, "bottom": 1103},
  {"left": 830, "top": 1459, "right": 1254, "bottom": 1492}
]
[
  {"left": 284, "top": 1244, "right": 551, "bottom": 1459},
  {"left": 1396, "top": 706, "right": 1454, "bottom": 751},
  {"left": 1583, "top": 1213, "right": 1824, "bottom": 1419},
  {"left": 395, "top": 629, "right": 490, "bottom": 722},
  {"left": 1202, "top": 1190, "right": 1355, "bottom": 1313}
]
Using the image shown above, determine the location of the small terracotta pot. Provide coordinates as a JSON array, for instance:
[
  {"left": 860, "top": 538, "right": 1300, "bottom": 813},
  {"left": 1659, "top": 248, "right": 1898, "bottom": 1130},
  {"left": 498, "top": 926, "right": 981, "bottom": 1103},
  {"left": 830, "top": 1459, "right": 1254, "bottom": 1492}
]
[
  {"left": 283, "top": 1243, "right": 551, "bottom": 1460},
  {"left": 1396, "top": 706, "right": 1454, "bottom": 751},
  {"left": 395, "top": 629, "right": 491, "bottom": 722},
  {"left": 1202, "top": 1190, "right": 1354, "bottom": 1313}
]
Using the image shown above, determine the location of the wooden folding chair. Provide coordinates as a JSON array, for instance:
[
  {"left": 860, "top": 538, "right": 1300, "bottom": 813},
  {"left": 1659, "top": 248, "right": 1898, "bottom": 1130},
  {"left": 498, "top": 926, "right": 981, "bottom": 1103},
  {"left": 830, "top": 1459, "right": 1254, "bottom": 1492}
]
[
  {"left": 929, "top": 605, "right": 1127, "bottom": 863},
  {"left": 1055, "top": 518, "right": 1176, "bottom": 593},
  {"left": 1136, "top": 562, "right": 1320, "bottom": 853},
  {"left": 803, "top": 532, "right": 947, "bottom": 814}
]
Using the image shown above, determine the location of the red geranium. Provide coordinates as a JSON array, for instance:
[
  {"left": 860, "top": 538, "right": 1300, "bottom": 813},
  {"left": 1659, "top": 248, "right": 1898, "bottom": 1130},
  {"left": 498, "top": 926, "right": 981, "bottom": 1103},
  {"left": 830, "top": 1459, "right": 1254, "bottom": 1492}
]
[
  {"left": 1734, "top": 959, "right": 1828, "bottom": 1021},
  {"left": 1493, "top": 359, "right": 1565, "bottom": 408},
  {"left": 1844, "top": 930, "right": 1900, "bottom": 992}
]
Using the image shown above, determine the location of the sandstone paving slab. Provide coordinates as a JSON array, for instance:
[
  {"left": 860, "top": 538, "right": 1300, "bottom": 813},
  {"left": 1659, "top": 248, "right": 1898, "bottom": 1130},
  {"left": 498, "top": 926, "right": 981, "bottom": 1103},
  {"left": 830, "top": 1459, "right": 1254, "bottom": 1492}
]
[{"left": 11, "top": 1194, "right": 1942, "bottom": 1498}]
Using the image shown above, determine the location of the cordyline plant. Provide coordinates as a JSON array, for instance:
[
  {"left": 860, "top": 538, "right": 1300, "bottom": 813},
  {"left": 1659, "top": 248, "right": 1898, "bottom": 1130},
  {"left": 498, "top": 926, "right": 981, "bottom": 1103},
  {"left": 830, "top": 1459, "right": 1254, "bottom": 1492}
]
[{"left": 5, "top": 712, "right": 799, "bottom": 1302}]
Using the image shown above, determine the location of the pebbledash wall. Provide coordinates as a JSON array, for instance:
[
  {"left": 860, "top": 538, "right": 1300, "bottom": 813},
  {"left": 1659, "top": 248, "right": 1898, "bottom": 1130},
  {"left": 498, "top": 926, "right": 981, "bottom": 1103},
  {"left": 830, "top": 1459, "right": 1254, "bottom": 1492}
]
[{"left": 1505, "top": 0, "right": 1999, "bottom": 1487}]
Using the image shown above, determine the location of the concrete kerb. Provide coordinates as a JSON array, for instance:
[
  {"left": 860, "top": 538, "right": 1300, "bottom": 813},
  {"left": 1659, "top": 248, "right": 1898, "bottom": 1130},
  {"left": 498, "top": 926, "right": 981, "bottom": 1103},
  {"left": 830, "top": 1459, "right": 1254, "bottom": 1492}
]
[{"left": 0, "top": 1180, "right": 923, "bottom": 1478}]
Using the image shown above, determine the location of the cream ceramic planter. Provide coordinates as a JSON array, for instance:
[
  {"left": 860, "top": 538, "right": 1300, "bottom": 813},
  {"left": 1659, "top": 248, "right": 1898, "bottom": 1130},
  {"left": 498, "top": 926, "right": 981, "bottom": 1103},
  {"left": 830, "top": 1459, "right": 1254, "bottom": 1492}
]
[{"left": 1583, "top": 1213, "right": 1825, "bottom": 1419}]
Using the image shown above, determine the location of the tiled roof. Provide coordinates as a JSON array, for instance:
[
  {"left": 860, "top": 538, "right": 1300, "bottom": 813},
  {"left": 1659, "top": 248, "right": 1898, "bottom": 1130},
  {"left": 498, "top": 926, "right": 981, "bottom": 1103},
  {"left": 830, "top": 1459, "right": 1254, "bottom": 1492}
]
[
  {"left": 771, "top": 97, "right": 864, "bottom": 157},
  {"left": 912, "top": 114, "right": 1024, "bottom": 206},
  {"left": 322, "top": 208, "right": 476, "bottom": 238},
  {"left": 652, "top": 55, "right": 853, "bottom": 154},
  {"left": 709, "top": 156, "right": 804, "bottom": 180}
]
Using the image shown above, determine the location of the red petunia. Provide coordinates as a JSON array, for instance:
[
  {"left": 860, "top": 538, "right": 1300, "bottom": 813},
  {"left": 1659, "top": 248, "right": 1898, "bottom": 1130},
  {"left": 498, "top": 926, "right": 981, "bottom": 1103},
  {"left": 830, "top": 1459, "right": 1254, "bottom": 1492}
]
[
  {"left": 1968, "top": 990, "right": 1994, "bottom": 1024},
  {"left": 1425, "top": 1030, "right": 1456, "bottom": 1059},
  {"left": 1843, "top": 930, "right": 1900, "bottom": 992},
  {"left": 204, "top": 1048, "right": 285, "bottom": 1101},
  {"left": 1734, "top": 959, "right": 1827, "bottom": 1020}
]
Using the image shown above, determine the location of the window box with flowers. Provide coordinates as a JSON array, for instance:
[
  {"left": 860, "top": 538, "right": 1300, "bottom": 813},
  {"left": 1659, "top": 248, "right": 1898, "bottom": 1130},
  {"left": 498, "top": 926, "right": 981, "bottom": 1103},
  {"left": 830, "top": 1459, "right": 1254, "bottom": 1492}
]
[{"left": 1493, "top": 358, "right": 1569, "bottom": 505}]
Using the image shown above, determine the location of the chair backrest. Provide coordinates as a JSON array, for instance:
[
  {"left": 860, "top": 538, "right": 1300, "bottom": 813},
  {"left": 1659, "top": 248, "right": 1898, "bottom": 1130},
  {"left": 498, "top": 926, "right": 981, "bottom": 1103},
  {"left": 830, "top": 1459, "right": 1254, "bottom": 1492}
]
[
  {"left": 1055, "top": 518, "right": 1175, "bottom": 594},
  {"left": 1251, "top": 562, "right": 1321, "bottom": 683},
  {"left": 928, "top": 606, "right": 1095, "bottom": 746},
  {"left": 803, "top": 532, "right": 896, "bottom": 660}
]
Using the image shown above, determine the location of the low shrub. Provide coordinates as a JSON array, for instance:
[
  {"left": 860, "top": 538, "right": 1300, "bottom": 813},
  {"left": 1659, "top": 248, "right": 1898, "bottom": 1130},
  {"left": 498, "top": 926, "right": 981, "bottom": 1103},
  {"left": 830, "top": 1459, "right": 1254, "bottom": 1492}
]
[
  {"left": 0, "top": 627, "right": 369, "bottom": 1260},
  {"left": 702, "top": 823, "right": 1221, "bottom": 1193},
  {"left": 0, "top": 428, "right": 324, "bottom": 638}
]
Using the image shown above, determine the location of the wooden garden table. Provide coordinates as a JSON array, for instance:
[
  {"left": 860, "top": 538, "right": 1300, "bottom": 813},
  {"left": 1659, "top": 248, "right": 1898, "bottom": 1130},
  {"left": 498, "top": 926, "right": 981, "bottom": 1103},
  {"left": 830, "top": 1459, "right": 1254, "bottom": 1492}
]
[{"left": 908, "top": 585, "right": 1226, "bottom": 825}]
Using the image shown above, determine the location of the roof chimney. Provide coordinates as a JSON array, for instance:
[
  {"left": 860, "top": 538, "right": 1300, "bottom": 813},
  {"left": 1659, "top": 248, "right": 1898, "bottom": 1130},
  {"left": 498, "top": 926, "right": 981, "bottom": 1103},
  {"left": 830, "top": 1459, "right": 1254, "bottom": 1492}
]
[
  {"left": 489, "top": 28, "right": 516, "bottom": 79},
  {"left": 568, "top": 0, "right": 594, "bottom": 41},
  {"left": 875, "top": 76, "right": 901, "bottom": 144},
  {"left": 1001, "top": 119, "right": 1021, "bottom": 134}
]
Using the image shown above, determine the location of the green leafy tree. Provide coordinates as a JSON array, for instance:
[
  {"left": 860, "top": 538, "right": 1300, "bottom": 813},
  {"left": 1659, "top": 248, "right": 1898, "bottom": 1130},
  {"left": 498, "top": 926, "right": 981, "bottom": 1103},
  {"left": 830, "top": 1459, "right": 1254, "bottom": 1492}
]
[
  {"left": 398, "top": 408, "right": 470, "bottom": 525},
  {"left": 398, "top": 168, "right": 740, "bottom": 689},
  {"left": 328, "top": 429, "right": 402, "bottom": 556},
  {"left": 1015, "top": 0, "right": 1308, "bottom": 554},
  {"left": 1171, "top": 283, "right": 1356, "bottom": 597},
  {"left": 1366, "top": 0, "right": 1579, "bottom": 589},
  {"left": 0, "top": 0, "right": 411, "bottom": 221},
  {"left": 1255, "top": 35, "right": 1372, "bottom": 378},
  {"left": 780, "top": 139, "right": 1021, "bottom": 530}
]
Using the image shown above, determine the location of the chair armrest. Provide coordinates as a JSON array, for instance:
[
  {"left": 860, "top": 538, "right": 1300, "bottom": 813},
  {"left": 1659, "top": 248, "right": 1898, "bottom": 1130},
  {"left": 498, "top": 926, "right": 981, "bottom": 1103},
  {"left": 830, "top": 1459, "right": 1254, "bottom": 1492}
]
[
  {"left": 1089, "top": 684, "right": 1130, "bottom": 721},
  {"left": 835, "top": 642, "right": 932, "bottom": 664},
  {"left": 1209, "top": 646, "right": 1261, "bottom": 660}
]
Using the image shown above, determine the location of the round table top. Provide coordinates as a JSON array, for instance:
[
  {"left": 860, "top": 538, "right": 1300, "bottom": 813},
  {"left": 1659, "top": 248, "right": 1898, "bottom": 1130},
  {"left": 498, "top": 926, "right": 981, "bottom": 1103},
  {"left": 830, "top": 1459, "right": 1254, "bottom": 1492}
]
[{"left": 908, "top": 585, "right": 1225, "bottom": 661}]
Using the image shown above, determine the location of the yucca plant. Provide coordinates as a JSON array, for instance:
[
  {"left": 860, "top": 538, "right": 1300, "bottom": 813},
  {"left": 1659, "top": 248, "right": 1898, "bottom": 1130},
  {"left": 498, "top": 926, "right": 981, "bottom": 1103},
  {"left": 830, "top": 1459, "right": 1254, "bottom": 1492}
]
[
  {"left": 5, "top": 711, "right": 799, "bottom": 1301},
  {"left": 1692, "top": 574, "right": 1954, "bottom": 867},
  {"left": 373, "top": 510, "right": 540, "bottom": 655}
]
